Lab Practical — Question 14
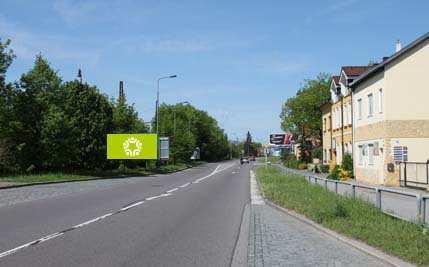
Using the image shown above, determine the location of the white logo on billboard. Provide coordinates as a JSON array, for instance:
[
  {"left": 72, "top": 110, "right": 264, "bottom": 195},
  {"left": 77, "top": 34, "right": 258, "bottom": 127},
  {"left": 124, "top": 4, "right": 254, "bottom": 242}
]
[{"left": 123, "top": 137, "right": 142, "bottom": 157}]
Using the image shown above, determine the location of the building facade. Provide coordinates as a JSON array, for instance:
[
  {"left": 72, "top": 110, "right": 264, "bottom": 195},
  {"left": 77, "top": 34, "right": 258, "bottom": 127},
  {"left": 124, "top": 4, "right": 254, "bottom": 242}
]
[
  {"left": 323, "top": 67, "right": 370, "bottom": 167},
  {"left": 321, "top": 102, "right": 332, "bottom": 166},
  {"left": 351, "top": 33, "right": 429, "bottom": 186}
]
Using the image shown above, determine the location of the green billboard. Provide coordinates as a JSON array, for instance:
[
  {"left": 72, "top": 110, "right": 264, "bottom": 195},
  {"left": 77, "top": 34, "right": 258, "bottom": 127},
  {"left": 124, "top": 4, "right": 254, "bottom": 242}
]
[{"left": 107, "top": 134, "right": 158, "bottom": 159}]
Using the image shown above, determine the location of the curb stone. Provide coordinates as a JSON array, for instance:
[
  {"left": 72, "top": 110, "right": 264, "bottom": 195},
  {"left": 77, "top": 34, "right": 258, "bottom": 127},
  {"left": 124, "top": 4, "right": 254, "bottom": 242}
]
[{"left": 254, "top": 168, "right": 415, "bottom": 267}]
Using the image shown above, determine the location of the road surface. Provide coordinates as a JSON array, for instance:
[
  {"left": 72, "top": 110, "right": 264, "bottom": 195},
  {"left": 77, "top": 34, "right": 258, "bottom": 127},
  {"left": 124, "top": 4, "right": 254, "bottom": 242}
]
[
  {"left": 0, "top": 161, "right": 391, "bottom": 266},
  {"left": 0, "top": 162, "right": 248, "bottom": 266}
]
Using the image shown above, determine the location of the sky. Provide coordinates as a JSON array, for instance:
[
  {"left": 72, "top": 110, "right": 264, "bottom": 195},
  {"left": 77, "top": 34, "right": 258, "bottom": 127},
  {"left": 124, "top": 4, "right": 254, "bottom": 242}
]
[{"left": 1, "top": 0, "right": 428, "bottom": 143}]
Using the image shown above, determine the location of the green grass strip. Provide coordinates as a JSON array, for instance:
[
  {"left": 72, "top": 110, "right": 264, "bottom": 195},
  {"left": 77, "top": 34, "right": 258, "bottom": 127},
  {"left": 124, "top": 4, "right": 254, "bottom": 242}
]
[{"left": 257, "top": 166, "right": 429, "bottom": 266}]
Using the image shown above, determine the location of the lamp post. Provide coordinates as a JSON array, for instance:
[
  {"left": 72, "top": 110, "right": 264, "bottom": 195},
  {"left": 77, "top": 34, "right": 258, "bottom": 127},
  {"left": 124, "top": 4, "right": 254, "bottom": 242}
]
[{"left": 156, "top": 75, "right": 177, "bottom": 136}]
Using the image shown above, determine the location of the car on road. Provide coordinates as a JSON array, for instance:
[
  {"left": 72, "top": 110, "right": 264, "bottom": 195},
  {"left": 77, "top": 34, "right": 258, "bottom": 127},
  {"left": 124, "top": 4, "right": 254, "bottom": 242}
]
[{"left": 240, "top": 157, "right": 249, "bottom": 164}]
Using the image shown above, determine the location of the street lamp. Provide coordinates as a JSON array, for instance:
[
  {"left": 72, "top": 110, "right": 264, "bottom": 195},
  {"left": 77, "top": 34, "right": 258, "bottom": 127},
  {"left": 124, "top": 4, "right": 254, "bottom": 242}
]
[{"left": 156, "top": 75, "right": 178, "bottom": 136}]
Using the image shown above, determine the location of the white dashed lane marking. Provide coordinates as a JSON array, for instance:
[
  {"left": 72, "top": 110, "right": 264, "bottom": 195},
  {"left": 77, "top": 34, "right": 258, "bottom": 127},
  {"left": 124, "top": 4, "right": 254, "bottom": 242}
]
[
  {"left": 0, "top": 163, "right": 236, "bottom": 260},
  {"left": 179, "top": 182, "right": 190, "bottom": 188},
  {"left": 166, "top": 188, "right": 179, "bottom": 194}
]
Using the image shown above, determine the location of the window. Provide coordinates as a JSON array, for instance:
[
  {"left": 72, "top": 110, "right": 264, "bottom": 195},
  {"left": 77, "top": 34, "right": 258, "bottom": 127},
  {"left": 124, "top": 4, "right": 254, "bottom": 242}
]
[
  {"left": 358, "top": 145, "right": 363, "bottom": 165},
  {"left": 378, "top": 89, "right": 383, "bottom": 113},
  {"left": 368, "top": 143, "right": 374, "bottom": 165},
  {"left": 357, "top": 99, "right": 362, "bottom": 120},
  {"left": 323, "top": 149, "right": 327, "bottom": 163},
  {"left": 368, "top": 93, "right": 373, "bottom": 117},
  {"left": 323, "top": 118, "right": 326, "bottom": 131}
]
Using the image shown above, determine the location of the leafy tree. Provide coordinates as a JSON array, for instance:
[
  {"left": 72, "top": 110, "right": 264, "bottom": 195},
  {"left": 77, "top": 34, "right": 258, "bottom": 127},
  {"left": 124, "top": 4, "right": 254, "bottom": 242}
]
[
  {"left": 155, "top": 103, "right": 230, "bottom": 163},
  {"left": 9, "top": 55, "right": 62, "bottom": 171},
  {"left": 0, "top": 38, "right": 16, "bottom": 172},
  {"left": 57, "top": 80, "right": 113, "bottom": 170},
  {"left": 112, "top": 91, "right": 147, "bottom": 133},
  {"left": 280, "top": 73, "right": 330, "bottom": 162}
]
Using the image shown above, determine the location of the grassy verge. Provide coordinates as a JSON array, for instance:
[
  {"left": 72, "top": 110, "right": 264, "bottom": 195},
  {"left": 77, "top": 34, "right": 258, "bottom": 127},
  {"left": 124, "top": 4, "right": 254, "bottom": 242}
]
[
  {"left": 256, "top": 166, "right": 429, "bottom": 266},
  {"left": 0, "top": 162, "right": 204, "bottom": 186}
]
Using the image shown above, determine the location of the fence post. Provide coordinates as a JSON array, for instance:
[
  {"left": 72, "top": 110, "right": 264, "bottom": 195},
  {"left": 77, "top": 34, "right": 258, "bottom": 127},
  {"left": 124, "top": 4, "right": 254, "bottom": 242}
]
[
  {"left": 422, "top": 198, "right": 427, "bottom": 225},
  {"left": 351, "top": 184, "right": 356, "bottom": 199},
  {"left": 324, "top": 179, "right": 328, "bottom": 190},
  {"left": 375, "top": 188, "right": 381, "bottom": 209},
  {"left": 404, "top": 162, "right": 407, "bottom": 187},
  {"left": 416, "top": 194, "right": 423, "bottom": 224},
  {"left": 335, "top": 181, "right": 338, "bottom": 194}
]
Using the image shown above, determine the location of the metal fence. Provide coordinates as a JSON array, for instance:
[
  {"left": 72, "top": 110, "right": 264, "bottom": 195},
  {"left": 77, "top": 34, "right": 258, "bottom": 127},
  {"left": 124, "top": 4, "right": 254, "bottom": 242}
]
[
  {"left": 399, "top": 161, "right": 429, "bottom": 188},
  {"left": 275, "top": 165, "right": 429, "bottom": 226}
]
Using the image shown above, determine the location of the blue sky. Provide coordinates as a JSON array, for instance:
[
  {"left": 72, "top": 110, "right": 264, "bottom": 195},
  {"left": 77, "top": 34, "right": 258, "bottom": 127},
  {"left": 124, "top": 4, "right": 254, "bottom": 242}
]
[{"left": 1, "top": 0, "right": 428, "bottom": 142}]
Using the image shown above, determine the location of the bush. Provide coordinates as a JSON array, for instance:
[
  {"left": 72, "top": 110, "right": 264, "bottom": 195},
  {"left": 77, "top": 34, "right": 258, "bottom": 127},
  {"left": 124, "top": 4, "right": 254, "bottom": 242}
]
[
  {"left": 341, "top": 153, "right": 353, "bottom": 176},
  {"left": 298, "top": 163, "right": 307, "bottom": 170},
  {"left": 319, "top": 164, "right": 329, "bottom": 173},
  {"left": 312, "top": 147, "right": 322, "bottom": 160},
  {"left": 338, "top": 168, "right": 352, "bottom": 181},
  {"left": 283, "top": 154, "right": 301, "bottom": 169},
  {"left": 328, "top": 165, "right": 340, "bottom": 180}
]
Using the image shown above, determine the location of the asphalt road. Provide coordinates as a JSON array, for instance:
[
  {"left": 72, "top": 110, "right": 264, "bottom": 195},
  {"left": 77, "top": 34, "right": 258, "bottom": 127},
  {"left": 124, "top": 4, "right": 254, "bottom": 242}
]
[{"left": 0, "top": 161, "right": 250, "bottom": 266}]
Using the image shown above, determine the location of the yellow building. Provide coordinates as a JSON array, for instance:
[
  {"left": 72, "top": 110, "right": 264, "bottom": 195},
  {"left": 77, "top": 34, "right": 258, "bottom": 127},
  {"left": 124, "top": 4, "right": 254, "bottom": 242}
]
[
  {"left": 351, "top": 32, "right": 429, "bottom": 187},
  {"left": 323, "top": 67, "right": 370, "bottom": 167},
  {"left": 321, "top": 101, "right": 332, "bottom": 165}
]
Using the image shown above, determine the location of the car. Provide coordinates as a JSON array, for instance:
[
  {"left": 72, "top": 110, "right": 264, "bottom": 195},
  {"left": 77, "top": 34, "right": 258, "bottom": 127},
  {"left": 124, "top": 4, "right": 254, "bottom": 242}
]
[{"left": 240, "top": 157, "right": 249, "bottom": 164}]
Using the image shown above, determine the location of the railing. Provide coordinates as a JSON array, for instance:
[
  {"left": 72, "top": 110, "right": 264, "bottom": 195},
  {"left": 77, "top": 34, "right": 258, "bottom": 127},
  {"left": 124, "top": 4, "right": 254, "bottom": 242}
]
[
  {"left": 275, "top": 165, "right": 429, "bottom": 225},
  {"left": 399, "top": 161, "right": 429, "bottom": 188}
]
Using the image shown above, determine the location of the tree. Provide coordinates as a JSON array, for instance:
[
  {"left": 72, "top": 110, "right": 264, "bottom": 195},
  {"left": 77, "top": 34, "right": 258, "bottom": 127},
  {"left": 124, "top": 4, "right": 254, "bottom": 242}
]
[
  {"left": 280, "top": 73, "right": 330, "bottom": 162},
  {"left": 155, "top": 103, "right": 230, "bottom": 163},
  {"left": 55, "top": 80, "right": 113, "bottom": 170},
  {"left": 0, "top": 38, "right": 16, "bottom": 173},
  {"left": 112, "top": 90, "right": 147, "bottom": 134},
  {"left": 8, "top": 55, "right": 62, "bottom": 171}
]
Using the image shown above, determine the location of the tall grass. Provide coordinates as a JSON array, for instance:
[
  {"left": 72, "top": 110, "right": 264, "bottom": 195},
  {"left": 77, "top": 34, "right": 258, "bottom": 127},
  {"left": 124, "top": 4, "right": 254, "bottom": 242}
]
[{"left": 257, "top": 166, "right": 429, "bottom": 266}]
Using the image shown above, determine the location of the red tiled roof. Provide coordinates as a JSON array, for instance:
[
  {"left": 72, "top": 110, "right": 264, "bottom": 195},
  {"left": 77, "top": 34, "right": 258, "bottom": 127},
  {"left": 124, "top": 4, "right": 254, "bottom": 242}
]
[
  {"left": 341, "top": 66, "right": 373, "bottom": 77},
  {"left": 332, "top": 75, "right": 340, "bottom": 85}
]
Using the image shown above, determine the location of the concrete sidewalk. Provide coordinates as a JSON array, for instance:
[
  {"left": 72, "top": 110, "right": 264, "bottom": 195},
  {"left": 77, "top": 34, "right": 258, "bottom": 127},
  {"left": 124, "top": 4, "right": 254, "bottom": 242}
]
[{"left": 248, "top": 205, "right": 389, "bottom": 267}]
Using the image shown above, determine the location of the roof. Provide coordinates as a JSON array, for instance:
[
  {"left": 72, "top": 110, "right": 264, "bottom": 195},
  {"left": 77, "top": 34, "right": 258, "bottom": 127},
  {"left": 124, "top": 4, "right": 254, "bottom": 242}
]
[
  {"left": 350, "top": 32, "right": 429, "bottom": 89},
  {"left": 341, "top": 66, "right": 373, "bottom": 77},
  {"left": 332, "top": 75, "right": 340, "bottom": 85}
]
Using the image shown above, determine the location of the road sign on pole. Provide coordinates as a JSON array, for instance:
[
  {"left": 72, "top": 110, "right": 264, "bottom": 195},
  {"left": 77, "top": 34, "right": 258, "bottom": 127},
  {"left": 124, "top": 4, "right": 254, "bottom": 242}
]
[{"left": 159, "top": 137, "right": 170, "bottom": 161}]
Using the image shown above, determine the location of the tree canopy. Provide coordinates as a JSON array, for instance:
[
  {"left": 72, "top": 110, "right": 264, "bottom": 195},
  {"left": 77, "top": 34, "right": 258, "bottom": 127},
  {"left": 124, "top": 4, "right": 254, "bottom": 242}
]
[{"left": 279, "top": 73, "right": 331, "bottom": 162}]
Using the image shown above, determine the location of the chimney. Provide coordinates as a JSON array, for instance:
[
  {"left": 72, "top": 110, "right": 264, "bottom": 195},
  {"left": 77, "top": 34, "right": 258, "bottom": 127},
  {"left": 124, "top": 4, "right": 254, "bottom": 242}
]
[
  {"left": 395, "top": 39, "right": 402, "bottom": 53},
  {"left": 119, "top": 81, "right": 124, "bottom": 100}
]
